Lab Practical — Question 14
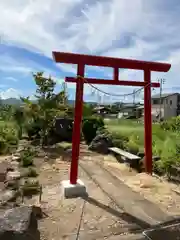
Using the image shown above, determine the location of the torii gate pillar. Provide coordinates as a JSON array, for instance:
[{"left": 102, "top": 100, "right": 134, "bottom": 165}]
[{"left": 53, "top": 51, "right": 171, "bottom": 198}]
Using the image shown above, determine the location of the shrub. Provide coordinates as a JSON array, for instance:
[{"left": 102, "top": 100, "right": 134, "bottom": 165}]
[
  {"left": 111, "top": 132, "right": 129, "bottom": 149},
  {"left": 152, "top": 139, "right": 163, "bottom": 157},
  {"left": 160, "top": 121, "right": 171, "bottom": 131},
  {"left": 125, "top": 140, "right": 139, "bottom": 155},
  {"left": 0, "top": 121, "right": 19, "bottom": 154},
  {"left": 153, "top": 137, "right": 180, "bottom": 177},
  {"left": 111, "top": 132, "right": 129, "bottom": 143},
  {"left": 82, "top": 116, "right": 104, "bottom": 144},
  {"left": 0, "top": 136, "right": 8, "bottom": 154},
  {"left": 160, "top": 116, "right": 180, "bottom": 131},
  {"left": 96, "top": 126, "right": 109, "bottom": 136},
  {"left": 20, "top": 146, "right": 37, "bottom": 167},
  {"left": 25, "top": 121, "right": 41, "bottom": 140},
  {"left": 55, "top": 142, "right": 72, "bottom": 151},
  {"left": 22, "top": 179, "right": 40, "bottom": 196},
  {"left": 27, "top": 167, "right": 38, "bottom": 177}
]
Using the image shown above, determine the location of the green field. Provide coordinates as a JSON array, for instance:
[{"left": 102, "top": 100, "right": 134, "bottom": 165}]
[{"left": 105, "top": 119, "right": 180, "bottom": 160}]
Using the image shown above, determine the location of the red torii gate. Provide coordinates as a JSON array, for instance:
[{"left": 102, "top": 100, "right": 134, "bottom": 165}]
[{"left": 53, "top": 52, "right": 171, "bottom": 185}]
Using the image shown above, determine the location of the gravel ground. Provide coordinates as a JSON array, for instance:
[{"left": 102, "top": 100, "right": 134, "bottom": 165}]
[{"left": 22, "top": 153, "right": 142, "bottom": 240}]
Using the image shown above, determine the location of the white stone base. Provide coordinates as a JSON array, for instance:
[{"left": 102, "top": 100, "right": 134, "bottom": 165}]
[{"left": 61, "top": 179, "right": 87, "bottom": 198}]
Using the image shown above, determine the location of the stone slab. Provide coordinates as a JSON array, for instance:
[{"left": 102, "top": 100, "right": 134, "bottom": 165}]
[{"left": 80, "top": 160, "right": 173, "bottom": 227}]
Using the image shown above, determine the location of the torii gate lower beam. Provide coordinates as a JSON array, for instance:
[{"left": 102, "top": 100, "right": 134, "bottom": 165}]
[{"left": 53, "top": 52, "right": 171, "bottom": 189}]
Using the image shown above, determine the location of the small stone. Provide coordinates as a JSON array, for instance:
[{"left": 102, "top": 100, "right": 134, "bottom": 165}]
[
  {"left": 4, "top": 179, "right": 19, "bottom": 190},
  {"left": 6, "top": 171, "right": 21, "bottom": 181},
  {"left": 10, "top": 161, "right": 19, "bottom": 170},
  {"left": 12, "top": 155, "right": 21, "bottom": 162}
]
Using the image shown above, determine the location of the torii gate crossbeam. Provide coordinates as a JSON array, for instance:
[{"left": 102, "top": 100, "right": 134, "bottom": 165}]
[{"left": 53, "top": 52, "right": 171, "bottom": 185}]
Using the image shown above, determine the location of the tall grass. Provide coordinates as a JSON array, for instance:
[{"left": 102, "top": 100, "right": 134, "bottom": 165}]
[{"left": 106, "top": 119, "right": 180, "bottom": 160}]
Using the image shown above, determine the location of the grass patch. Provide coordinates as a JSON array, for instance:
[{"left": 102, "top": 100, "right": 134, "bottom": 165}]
[
  {"left": 106, "top": 119, "right": 180, "bottom": 175},
  {"left": 55, "top": 142, "right": 72, "bottom": 151},
  {"left": 21, "top": 179, "right": 40, "bottom": 196}
]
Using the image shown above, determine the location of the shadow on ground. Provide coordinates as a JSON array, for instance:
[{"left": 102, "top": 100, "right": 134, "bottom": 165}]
[{"left": 81, "top": 195, "right": 150, "bottom": 231}]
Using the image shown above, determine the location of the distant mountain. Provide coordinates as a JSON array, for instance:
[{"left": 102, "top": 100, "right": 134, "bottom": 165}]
[
  {"left": 0, "top": 98, "right": 98, "bottom": 106},
  {"left": 0, "top": 98, "right": 22, "bottom": 106}
]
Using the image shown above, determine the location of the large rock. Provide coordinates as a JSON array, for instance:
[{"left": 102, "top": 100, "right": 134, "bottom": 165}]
[
  {"left": 0, "top": 206, "right": 40, "bottom": 240},
  {"left": 0, "top": 162, "right": 11, "bottom": 182},
  {"left": 0, "top": 190, "right": 17, "bottom": 205},
  {"left": 89, "top": 133, "right": 113, "bottom": 154},
  {"left": 11, "top": 155, "right": 21, "bottom": 162},
  {"left": 5, "top": 180, "right": 19, "bottom": 190},
  {"left": 9, "top": 161, "right": 19, "bottom": 171},
  {"left": 6, "top": 171, "right": 21, "bottom": 181}
]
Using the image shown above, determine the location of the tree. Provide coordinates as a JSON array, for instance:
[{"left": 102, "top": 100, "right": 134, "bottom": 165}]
[
  {"left": 13, "top": 107, "right": 25, "bottom": 139},
  {"left": 83, "top": 103, "right": 93, "bottom": 117},
  {"left": 23, "top": 72, "right": 68, "bottom": 145}
]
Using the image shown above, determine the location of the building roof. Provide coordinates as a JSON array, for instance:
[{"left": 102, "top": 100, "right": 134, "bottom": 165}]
[
  {"left": 93, "top": 106, "right": 110, "bottom": 111},
  {"left": 151, "top": 92, "right": 179, "bottom": 99}
]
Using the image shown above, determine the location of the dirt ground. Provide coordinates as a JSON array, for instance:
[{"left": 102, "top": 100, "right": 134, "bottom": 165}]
[
  {"left": 24, "top": 152, "right": 141, "bottom": 240},
  {"left": 24, "top": 145, "right": 180, "bottom": 239},
  {"left": 101, "top": 156, "right": 180, "bottom": 216},
  {"left": 2, "top": 144, "right": 180, "bottom": 239}
]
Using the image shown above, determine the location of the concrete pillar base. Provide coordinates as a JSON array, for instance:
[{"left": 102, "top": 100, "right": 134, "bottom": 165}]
[{"left": 61, "top": 179, "right": 87, "bottom": 198}]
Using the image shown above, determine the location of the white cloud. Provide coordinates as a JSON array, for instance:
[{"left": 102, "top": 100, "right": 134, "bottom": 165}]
[
  {"left": 0, "top": 55, "right": 33, "bottom": 75},
  {"left": 0, "top": 54, "right": 60, "bottom": 79},
  {"left": 0, "top": 0, "right": 180, "bottom": 101},
  {"left": 0, "top": 88, "right": 21, "bottom": 99}
]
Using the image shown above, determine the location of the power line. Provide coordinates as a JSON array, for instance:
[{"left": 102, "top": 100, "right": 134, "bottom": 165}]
[
  {"left": 158, "top": 78, "right": 165, "bottom": 121},
  {"left": 76, "top": 75, "right": 155, "bottom": 98}
]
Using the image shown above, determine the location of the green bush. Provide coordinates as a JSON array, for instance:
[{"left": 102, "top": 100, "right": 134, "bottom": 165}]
[
  {"left": 82, "top": 116, "right": 104, "bottom": 144},
  {"left": 27, "top": 167, "right": 38, "bottom": 177},
  {"left": 111, "top": 132, "right": 129, "bottom": 143},
  {"left": 153, "top": 137, "right": 180, "bottom": 176},
  {"left": 0, "top": 121, "right": 19, "bottom": 154},
  {"left": 160, "top": 121, "right": 171, "bottom": 131},
  {"left": 22, "top": 179, "right": 40, "bottom": 196},
  {"left": 125, "top": 140, "right": 139, "bottom": 155},
  {"left": 160, "top": 116, "right": 180, "bottom": 131},
  {"left": 20, "top": 146, "right": 37, "bottom": 167},
  {"left": 55, "top": 142, "right": 72, "bottom": 151},
  {"left": 110, "top": 132, "right": 129, "bottom": 149},
  {"left": 96, "top": 126, "right": 109, "bottom": 136},
  {"left": 25, "top": 121, "right": 41, "bottom": 140},
  {"left": 0, "top": 136, "right": 8, "bottom": 154}
]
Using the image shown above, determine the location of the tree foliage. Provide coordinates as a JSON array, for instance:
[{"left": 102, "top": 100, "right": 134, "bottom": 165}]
[{"left": 22, "top": 72, "right": 68, "bottom": 144}]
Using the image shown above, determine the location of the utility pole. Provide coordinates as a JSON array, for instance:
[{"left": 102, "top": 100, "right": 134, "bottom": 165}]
[
  {"left": 62, "top": 81, "right": 67, "bottom": 105},
  {"left": 158, "top": 78, "right": 165, "bottom": 121},
  {"left": 133, "top": 89, "right": 136, "bottom": 105}
]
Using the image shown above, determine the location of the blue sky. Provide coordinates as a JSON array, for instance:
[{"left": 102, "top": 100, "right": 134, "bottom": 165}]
[{"left": 1, "top": 0, "right": 180, "bottom": 103}]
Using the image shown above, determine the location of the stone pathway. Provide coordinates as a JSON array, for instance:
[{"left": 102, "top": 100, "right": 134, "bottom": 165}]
[
  {"left": 24, "top": 160, "right": 145, "bottom": 239},
  {"left": 80, "top": 160, "right": 175, "bottom": 227}
]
